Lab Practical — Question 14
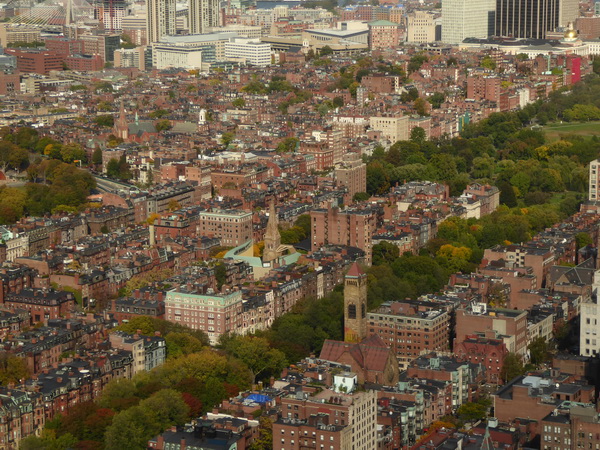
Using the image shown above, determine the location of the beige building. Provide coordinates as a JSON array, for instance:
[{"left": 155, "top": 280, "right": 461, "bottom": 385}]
[
  {"left": 0, "top": 24, "right": 40, "bottom": 47},
  {"left": 335, "top": 152, "right": 366, "bottom": 198},
  {"left": 197, "top": 210, "right": 253, "bottom": 246},
  {"left": 146, "top": 0, "right": 176, "bottom": 43},
  {"left": 114, "top": 46, "right": 146, "bottom": 70},
  {"left": 369, "top": 115, "right": 409, "bottom": 143},
  {"left": 189, "top": 0, "right": 221, "bottom": 34},
  {"left": 406, "top": 11, "right": 437, "bottom": 43},
  {"left": 589, "top": 159, "right": 600, "bottom": 201}
]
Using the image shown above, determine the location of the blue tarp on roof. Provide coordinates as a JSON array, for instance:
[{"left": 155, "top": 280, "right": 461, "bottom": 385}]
[{"left": 246, "top": 394, "right": 271, "bottom": 404}]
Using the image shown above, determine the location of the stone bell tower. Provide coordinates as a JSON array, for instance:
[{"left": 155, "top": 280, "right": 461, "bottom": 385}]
[{"left": 344, "top": 262, "right": 367, "bottom": 342}]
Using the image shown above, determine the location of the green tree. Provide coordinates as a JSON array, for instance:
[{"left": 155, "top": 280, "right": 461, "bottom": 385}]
[
  {"left": 94, "top": 115, "right": 114, "bottom": 127},
  {"left": 60, "top": 143, "right": 86, "bottom": 164},
  {"left": 414, "top": 97, "right": 428, "bottom": 116},
  {"left": 372, "top": 241, "right": 399, "bottom": 266},
  {"left": 0, "top": 354, "right": 29, "bottom": 385},
  {"left": 319, "top": 45, "right": 333, "bottom": 56},
  {"left": 528, "top": 336, "right": 549, "bottom": 367},
  {"left": 155, "top": 119, "right": 172, "bottom": 132},
  {"left": 220, "top": 336, "right": 287, "bottom": 383},
  {"left": 427, "top": 92, "right": 446, "bottom": 109},
  {"left": 221, "top": 131, "right": 235, "bottom": 147},
  {"left": 276, "top": 137, "right": 298, "bottom": 153},
  {"left": 575, "top": 232, "right": 593, "bottom": 249},
  {"left": 92, "top": 148, "right": 103, "bottom": 166},
  {"left": 352, "top": 192, "right": 370, "bottom": 203},
  {"left": 456, "top": 401, "right": 488, "bottom": 423},
  {"left": 232, "top": 97, "right": 246, "bottom": 108},
  {"left": 481, "top": 55, "right": 497, "bottom": 70},
  {"left": 500, "top": 352, "right": 525, "bottom": 383}
]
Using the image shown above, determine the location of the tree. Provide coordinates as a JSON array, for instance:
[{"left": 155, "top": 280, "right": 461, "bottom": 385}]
[
  {"left": 155, "top": 119, "right": 172, "bottom": 132},
  {"left": 575, "top": 232, "right": 593, "bottom": 250},
  {"left": 94, "top": 115, "right": 114, "bottom": 127},
  {"left": 221, "top": 131, "right": 235, "bottom": 147},
  {"left": 456, "top": 401, "right": 488, "bottom": 423},
  {"left": 0, "top": 353, "right": 29, "bottom": 385},
  {"left": 60, "top": 143, "right": 86, "bottom": 164},
  {"left": 165, "top": 332, "right": 205, "bottom": 359},
  {"left": 250, "top": 417, "right": 273, "bottom": 450},
  {"left": 232, "top": 97, "right": 246, "bottom": 108},
  {"left": 92, "top": 148, "right": 103, "bottom": 166},
  {"left": 414, "top": 98, "right": 428, "bottom": 116},
  {"left": 352, "top": 192, "right": 370, "bottom": 203},
  {"left": 410, "top": 127, "right": 426, "bottom": 143},
  {"left": 481, "top": 55, "right": 497, "bottom": 70},
  {"left": 528, "top": 336, "right": 549, "bottom": 366},
  {"left": 498, "top": 181, "right": 517, "bottom": 207},
  {"left": 319, "top": 45, "right": 333, "bottom": 56},
  {"left": 372, "top": 241, "right": 399, "bottom": 266},
  {"left": 220, "top": 335, "right": 287, "bottom": 384},
  {"left": 427, "top": 92, "right": 446, "bottom": 109},
  {"left": 276, "top": 137, "right": 298, "bottom": 153},
  {"left": 500, "top": 352, "right": 525, "bottom": 383}
]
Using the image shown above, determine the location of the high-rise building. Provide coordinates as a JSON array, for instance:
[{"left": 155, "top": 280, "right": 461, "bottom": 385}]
[
  {"left": 495, "top": 0, "right": 559, "bottom": 39},
  {"left": 559, "top": 0, "right": 579, "bottom": 27},
  {"left": 344, "top": 262, "right": 368, "bottom": 343},
  {"left": 189, "top": 0, "right": 221, "bottom": 35},
  {"left": 580, "top": 270, "right": 600, "bottom": 357},
  {"left": 146, "top": 0, "right": 176, "bottom": 44},
  {"left": 441, "top": 0, "right": 495, "bottom": 44},
  {"left": 589, "top": 158, "right": 600, "bottom": 201}
]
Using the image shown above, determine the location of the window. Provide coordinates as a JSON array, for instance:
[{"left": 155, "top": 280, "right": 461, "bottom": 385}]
[{"left": 348, "top": 304, "right": 356, "bottom": 319}]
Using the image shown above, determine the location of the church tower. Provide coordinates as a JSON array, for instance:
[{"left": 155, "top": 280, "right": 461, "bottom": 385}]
[
  {"left": 263, "top": 200, "right": 281, "bottom": 264},
  {"left": 114, "top": 103, "right": 129, "bottom": 140},
  {"left": 344, "top": 262, "right": 367, "bottom": 342}
]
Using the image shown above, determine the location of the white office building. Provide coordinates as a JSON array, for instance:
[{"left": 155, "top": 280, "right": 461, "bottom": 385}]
[
  {"left": 441, "top": 0, "right": 495, "bottom": 44},
  {"left": 580, "top": 271, "right": 600, "bottom": 357},
  {"left": 152, "top": 43, "right": 205, "bottom": 69},
  {"left": 224, "top": 38, "right": 271, "bottom": 67}
]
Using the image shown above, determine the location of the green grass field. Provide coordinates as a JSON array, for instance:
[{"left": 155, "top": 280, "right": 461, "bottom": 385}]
[{"left": 541, "top": 121, "right": 600, "bottom": 141}]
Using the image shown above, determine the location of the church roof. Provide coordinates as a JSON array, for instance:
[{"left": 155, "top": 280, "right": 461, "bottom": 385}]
[
  {"left": 320, "top": 335, "right": 391, "bottom": 373},
  {"left": 346, "top": 262, "right": 364, "bottom": 278}
]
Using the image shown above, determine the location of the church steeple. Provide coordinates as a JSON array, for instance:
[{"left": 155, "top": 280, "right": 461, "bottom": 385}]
[
  {"left": 344, "top": 262, "right": 367, "bottom": 342},
  {"left": 263, "top": 200, "right": 281, "bottom": 264},
  {"left": 115, "top": 102, "right": 128, "bottom": 140}
]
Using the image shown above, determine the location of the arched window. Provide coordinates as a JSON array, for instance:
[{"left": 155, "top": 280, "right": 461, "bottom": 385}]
[{"left": 348, "top": 304, "right": 356, "bottom": 319}]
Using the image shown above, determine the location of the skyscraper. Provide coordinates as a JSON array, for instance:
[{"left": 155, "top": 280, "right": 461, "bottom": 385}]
[
  {"left": 189, "top": 0, "right": 221, "bottom": 35},
  {"left": 146, "top": 0, "right": 176, "bottom": 44},
  {"left": 495, "top": 0, "right": 559, "bottom": 39},
  {"left": 441, "top": 0, "right": 496, "bottom": 44}
]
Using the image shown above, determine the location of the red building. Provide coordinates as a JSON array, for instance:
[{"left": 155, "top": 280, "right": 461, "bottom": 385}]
[
  {"left": 4, "top": 49, "right": 63, "bottom": 75},
  {"left": 44, "top": 37, "right": 84, "bottom": 57},
  {"left": 1, "top": 288, "right": 75, "bottom": 323},
  {"left": 64, "top": 54, "right": 103, "bottom": 71},
  {"left": 455, "top": 336, "right": 509, "bottom": 384}
]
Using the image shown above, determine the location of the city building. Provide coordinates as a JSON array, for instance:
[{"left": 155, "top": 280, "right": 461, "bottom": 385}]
[
  {"left": 334, "top": 152, "right": 367, "bottom": 199},
  {"left": 406, "top": 11, "right": 438, "bottom": 43},
  {"left": 108, "top": 331, "right": 166, "bottom": 375},
  {"left": 146, "top": 0, "right": 176, "bottom": 44},
  {"left": 368, "top": 20, "right": 400, "bottom": 49},
  {"left": 164, "top": 288, "right": 243, "bottom": 345},
  {"left": 114, "top": 46, "right": 146, "bottom": 70},
  {"left": 369, "top": 300, "right": 451, "bottom": 369},
  {"left": 455, "top": 303, "right": 528, "bottom": 357},
  {"left": 275, "top": 389, "right": 378, "bottom": 450},
  {"left": 441, "top": 0, "right": 495, "bottom": 44},
  {"left": 369, "top": 116, "right": 409, "bottom": 143},
  {"left": 589, "top": 158, "right": 600, "bottom": 201},
  {"left": 189, "top": 0, "right": 221, "bottom": 35},
  {"left": 151, "top": 42, "right": 206, "bottom": 69},
  {"left": 197, "top": 210, "right": 253, "bottom": 246},
  {"left": 496, "top": 0, "right": 560, "bottom": 39},
  {"left": 4, "top": 49, "right": 63, "bottom": 75},
  {"left": 310, "top": 207, "right": 376, "bottom": 265},
  {"left": 224, "top": 38, "right": 271, "bottom": 66}
]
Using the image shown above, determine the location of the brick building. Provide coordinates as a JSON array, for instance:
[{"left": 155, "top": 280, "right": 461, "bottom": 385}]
[
  {"left": 64, "top": 54, "right": 104, "bottom": 71},
  {"left": 455, "top": 303, "right": 528, "bottom": 357},
  {"left": 368, "top": 300, "right": 450, "bottom": 369},
  {"left": 164, "top": 288, "right": 243, "bottom": 345},
  {"left": 310, "top": 207, "right": 376, "bottom": 265},
  {"left": 368, "top": 20, "right": 400, "bottom": 49},
  {"left": 4, "top": 49, "right": 63, "bottom": 75},
  {"left": 1, "top": 288, "right": 75, "bottom": 322}
]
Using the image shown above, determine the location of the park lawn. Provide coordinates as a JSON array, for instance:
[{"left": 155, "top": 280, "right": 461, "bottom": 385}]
[{"left": 542, "top": 121, "right": 600, "bottom": 141}]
